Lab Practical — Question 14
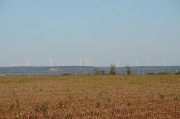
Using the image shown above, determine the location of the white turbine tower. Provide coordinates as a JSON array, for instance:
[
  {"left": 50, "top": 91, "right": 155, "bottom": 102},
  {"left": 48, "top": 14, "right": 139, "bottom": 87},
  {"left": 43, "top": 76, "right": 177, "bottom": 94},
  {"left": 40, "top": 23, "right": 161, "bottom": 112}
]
[
  {"left": 48, "top": 57, "right": 54, "bottom": 67},
  {"left": 26, "top": 59, "right": 30, "bottom": 66},
  {"left": 116, "top": 60, "right": 119, "bottom": 67},
  {"left": 44, "top": 60, "right": 48, "bottom": 66},
  {"left": 83, "top": 57, "right": 90, "bottom": 66},
  {"left": 163, "top": 58, "right": 167, "bottom": 66},
  {"left": 135, "top": 61, "right": 139, "bottom": 66},
  {"left": 38, "top": 60, "right": 42, "bottom": 67},
  {"left": 9, "top": 61, "right": 14, "bottom": 67},
  {"left": 76, "top": 57, "right": 83, "bottom": 66},
  {"left": 147, "top": 59, "right": 150, "bottom": 66}
]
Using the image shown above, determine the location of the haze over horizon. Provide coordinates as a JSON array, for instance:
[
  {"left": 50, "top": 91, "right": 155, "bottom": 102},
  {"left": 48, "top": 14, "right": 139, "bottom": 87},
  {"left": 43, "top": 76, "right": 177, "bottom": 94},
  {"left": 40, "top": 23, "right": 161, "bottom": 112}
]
[{"left": 0, "top": 0, "right": 180, "bottom": 67}]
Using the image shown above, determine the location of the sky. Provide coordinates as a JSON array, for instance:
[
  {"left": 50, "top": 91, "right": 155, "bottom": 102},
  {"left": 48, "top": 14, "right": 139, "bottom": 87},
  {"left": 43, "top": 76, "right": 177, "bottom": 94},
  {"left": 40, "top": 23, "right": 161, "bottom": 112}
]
[{"left": 0, "top": 0, "right": 180, "bottom": 67}]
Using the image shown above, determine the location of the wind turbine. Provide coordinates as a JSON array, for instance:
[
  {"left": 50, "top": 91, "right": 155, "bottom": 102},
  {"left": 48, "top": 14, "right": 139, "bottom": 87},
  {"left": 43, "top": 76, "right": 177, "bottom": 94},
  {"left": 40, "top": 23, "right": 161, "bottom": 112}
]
[
  {"left": 163, "top": 58, "right": 167, "bottom": 66},
  {"left": 26, "top": 59, "right": 30, "bottom": 67},
  {"left": 89, "top": 60, "right": 94, "bottom": 67},
  {"left": 95, "top": 61, "right": 99, "bottom": 67},
  {"left": 142, "top": 68, "right": 145, "bottom": 75},
  {"left": 9, "top": 61, "right": 13, "bottom": 67},
  {"left": 116, "top": 60, "right": 119, "bottom": 67},
  {"left": 44, "top": 60, "right": 48, "bottom": 66},
  {"left": 76, "top": 57, "right": 83, "bottom": 66},
  {"left": 38, "top": 60, "right": 42, "bottom": 67},
  {"left": 147, "top": 59, "right": 150, "bottom": 66},
  {"left": 135, "top": 61, "right": 139, "bottom": 66},
  {"left": 83, "top": 57, "right": 90, "bottom": 66},
  {"left": 48, "top": 57, "right": 55, "bottom": 67}
]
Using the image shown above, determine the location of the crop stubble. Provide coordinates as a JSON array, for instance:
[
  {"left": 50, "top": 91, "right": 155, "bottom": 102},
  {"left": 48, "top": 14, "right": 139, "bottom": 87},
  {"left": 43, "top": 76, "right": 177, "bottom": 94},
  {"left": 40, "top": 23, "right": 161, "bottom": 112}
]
[{"left": 0, "top": 75, "right": 179, "bottom": 118}]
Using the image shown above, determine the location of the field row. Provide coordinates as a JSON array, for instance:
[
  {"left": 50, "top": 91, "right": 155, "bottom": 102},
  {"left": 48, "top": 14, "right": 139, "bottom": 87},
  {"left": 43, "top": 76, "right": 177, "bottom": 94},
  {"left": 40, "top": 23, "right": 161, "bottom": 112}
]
[{"left": 0, "top": 75, "right": 179, "bottom": 118}]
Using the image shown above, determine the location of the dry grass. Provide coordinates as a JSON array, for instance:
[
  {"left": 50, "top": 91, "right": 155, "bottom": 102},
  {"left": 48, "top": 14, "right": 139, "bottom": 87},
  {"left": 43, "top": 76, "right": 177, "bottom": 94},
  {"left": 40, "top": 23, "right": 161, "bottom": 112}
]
[{"left": 0, "top": 75, "right": 179, "bottom": 118}]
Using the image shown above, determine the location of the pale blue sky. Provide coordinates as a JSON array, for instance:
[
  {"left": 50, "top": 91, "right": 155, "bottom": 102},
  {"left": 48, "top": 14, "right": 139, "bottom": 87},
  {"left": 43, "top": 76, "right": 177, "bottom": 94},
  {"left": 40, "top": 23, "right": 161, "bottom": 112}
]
[{"left": 0, "top": 0, "right": 180, "bottom": 67}]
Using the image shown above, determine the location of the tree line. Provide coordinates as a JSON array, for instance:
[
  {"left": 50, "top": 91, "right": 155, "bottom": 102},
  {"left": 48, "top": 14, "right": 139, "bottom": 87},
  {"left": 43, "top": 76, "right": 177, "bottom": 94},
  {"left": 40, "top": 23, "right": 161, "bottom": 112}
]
[{"left": 94, "top": 65, "right": 132, "bottom": 75}]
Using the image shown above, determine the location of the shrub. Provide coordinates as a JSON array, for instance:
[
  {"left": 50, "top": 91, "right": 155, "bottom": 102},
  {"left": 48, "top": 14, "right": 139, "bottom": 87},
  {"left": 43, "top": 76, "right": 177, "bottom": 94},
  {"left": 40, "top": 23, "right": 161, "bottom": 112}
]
[
  {"left": 125, "top": 66, "right": 132, "bottom": 75},
  {"left": 96, "top": 102, "right": 101, "bottom": 108},
  {"left": 35, "top": 101, "right": 49, "bottom": 113},
  {"left": 0, "top": 106, "right": 3, "bottom": 113},
  {"left": 62, "top": 73, "right": 71, "bottom": 76},
  {"left": 8, "top": 104, "right": 15, "bottom": 112},
  {"left": 109, "top": 65, "right": 116, "bottom": 75},
  {"left": 158, "top": 71, "right": 172, "bottom": 75},
  {"left": 57, "top": 101, "right": 67, "bottom": 109},
  {"left": 146, "top": 73, "right": 156, "bottom": 75},
  {"left": 159, "top": 94, "right": 165, "bottom": 100},
  {"left": 94, "top": 68, "right": 105, "bottom": 75},
  {"left": 175, "top": 72, "right": 180, "bottom": 75},
  {"left": 35, "top": 101, "right": 50, "bottom": 118}
]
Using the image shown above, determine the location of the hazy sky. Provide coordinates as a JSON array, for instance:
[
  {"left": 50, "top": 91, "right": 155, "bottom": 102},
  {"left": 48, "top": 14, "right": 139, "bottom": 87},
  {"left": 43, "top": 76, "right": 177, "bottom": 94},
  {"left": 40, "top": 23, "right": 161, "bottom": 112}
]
[{"left": 0, "top": 0, "right": 180, "bottom": 67}]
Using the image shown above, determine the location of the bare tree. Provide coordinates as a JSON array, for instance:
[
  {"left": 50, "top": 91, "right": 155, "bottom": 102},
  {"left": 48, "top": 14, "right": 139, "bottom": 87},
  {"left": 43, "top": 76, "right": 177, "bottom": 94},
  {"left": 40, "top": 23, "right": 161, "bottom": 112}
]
[
  {"left": 125, "top": 66, "right": 132, "bottom": 75},
  {"left": 94, "top": 68, "right": 105, "bottom": 75},
  {"left": 109, "top": 64, "right": 116, "bottom": 75}
]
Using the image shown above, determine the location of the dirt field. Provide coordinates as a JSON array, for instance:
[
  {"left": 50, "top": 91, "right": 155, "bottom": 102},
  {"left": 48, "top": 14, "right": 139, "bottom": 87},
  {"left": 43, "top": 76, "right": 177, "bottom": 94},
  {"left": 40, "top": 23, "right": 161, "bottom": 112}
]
[{"left": 0, "top": 75, "right": 179, "bottom": 118}]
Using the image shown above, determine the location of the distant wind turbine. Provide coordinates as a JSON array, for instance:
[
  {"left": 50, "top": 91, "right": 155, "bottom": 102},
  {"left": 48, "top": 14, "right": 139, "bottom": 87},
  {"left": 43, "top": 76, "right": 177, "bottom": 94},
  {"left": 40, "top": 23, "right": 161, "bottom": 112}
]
[
  {"left": 147, "top": 59, "right": 150, "bottom": 66},
  {"left": 48, "top": 57, "right": 55, "bottom": 67},
  {"left": 76, "top": 57, "right": 83, "bottom": 66},
  {"left": 26, "top": 59, "right": 30, "bottom": 66},
  {"left": 38, "top": 60, "right": 42, "bottom": 66},
  {"left": 135, "top": 61, "right": 139, "bottom": 66},
  {"left": 83, "top": 57, "right": 90, "bottom": 66},
  {"left": 116, "top": 60, "right": 119, "bottom": 67}
]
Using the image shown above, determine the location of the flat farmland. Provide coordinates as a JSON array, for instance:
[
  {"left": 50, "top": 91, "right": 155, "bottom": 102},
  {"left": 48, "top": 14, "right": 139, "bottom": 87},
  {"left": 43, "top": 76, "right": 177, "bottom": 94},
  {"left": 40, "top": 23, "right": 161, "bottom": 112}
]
[{"left": 0, "top": 75, "right": 179, "bottom": 118}]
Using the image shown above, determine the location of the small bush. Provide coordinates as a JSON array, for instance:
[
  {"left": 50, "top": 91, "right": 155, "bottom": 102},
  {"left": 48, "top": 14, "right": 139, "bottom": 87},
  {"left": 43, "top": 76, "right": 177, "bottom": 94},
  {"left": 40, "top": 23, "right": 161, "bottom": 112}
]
[
  {"left": 57, "top": 101, "right": 67, "bottom": 109},
  {"left": 0, "top": 106, "right": 3, "bottom": 113},
  {"left": 175, "top": 72, "right": 180, "bottom": 75},
  {"left": 174, "top": 95, "right": 180, "bottom": 101},
  {"left": 158, "top": 72, "right": 172, "bottom": 75},
  {"left": 127, "top": 101, "right": 131, "bottom": 107},
  {"left": 146, "top": 73, "right": 156, "bottom": 75},
  {"left": 125, "top": 66, "right": 132, "bottom": 75},
  {"left": 94, "top": 68, "right": 105, "bottom": 75},
  {"left": 159, "top": 94, "right": 165, "bottom": 100},
  {"left": 8, "top": 104, "right": 15, "bottom": 112},
  {"left": 35, "top": 101, "right": 49, "bottom": 113},
  {"left": 109, "top": 65, "right": 116, "bottom": 75},
  {"left": 62, "top": 73, "right": 71, "bottom": 76},
  {"left": 96, "top": 102, "right": 101, "bottom": 108}
]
